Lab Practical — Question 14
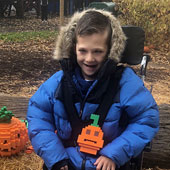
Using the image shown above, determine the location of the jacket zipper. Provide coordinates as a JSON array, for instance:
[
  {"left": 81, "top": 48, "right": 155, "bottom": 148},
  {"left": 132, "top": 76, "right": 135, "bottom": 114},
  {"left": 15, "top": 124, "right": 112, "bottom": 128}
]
[{"left": 79, "top": 97, "right": 86, "bottom": 118}]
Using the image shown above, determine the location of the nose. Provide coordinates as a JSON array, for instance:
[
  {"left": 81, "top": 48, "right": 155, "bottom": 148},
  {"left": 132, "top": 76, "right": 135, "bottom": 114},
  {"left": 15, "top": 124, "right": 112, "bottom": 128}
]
[{"left": 85, "top": 52, "right": 95, "bottom": 62}]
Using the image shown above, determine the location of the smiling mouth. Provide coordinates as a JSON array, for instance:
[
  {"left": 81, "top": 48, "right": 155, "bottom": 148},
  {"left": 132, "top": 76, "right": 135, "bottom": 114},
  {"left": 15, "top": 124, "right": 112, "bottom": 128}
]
[{"left": 84, "top": 64, "right": 97, "bottom": 68}]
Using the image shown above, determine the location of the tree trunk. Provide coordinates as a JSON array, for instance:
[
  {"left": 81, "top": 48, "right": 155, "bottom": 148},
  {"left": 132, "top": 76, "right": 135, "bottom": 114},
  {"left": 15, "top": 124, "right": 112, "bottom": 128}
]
[{"left": 0, "top": 94, "right": 169, "bottom": 168}]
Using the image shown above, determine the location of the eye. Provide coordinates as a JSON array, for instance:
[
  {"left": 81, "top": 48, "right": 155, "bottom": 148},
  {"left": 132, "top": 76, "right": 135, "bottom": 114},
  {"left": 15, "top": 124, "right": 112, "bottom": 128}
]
[
  {"left": 86, "top": 129, "right": 91, "bottom": 135},
  {"left": 94, "top": 131, "right": 99, "bottom": 136},
  {"left": 78, "top": 49, "right": 87, "bottom": 53},
  {"left": 94, "top": 50, "right": 103, "bottom": 54}
]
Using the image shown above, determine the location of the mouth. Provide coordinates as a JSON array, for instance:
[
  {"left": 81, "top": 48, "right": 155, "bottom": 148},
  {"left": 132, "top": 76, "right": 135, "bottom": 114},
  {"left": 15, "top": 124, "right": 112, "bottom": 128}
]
[
  {"left": 84, "top": 64, "right": 97, "bottom": 70},
  {"left": 84, "top": 63, "right": 97, "bottom": 68},
  {"left": 84, "top": 139, "right": 97, "bottom": 144}
]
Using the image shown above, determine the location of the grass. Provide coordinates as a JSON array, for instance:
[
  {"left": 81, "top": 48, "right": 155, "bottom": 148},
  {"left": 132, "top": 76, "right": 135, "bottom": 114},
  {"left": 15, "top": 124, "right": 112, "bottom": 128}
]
[{"left": 0, "top": 30, "right": 58, "bottom": 42}]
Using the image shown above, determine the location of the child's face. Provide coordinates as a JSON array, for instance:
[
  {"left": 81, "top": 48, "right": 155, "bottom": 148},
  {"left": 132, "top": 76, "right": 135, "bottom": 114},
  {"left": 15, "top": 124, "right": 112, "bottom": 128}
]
[{"left": 76, "top": 30, "right": 108, "bottom": 80}]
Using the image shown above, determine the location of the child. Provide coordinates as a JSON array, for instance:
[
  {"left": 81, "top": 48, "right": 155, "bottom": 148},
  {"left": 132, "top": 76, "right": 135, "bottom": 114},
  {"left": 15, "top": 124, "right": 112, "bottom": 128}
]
[{"left": 27, "top": 9, "right": 159, "bottom": 170}]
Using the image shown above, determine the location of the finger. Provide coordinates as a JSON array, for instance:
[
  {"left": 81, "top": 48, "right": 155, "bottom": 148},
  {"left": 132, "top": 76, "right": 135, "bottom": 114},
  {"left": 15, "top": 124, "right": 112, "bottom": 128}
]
[
  {"left": 94, "top": 161, "right": 98, "bottom": 166},
  {"left": 101, "top": 162, "right": 107, "bottom": 170},
  {"left": 112, "top": 166, "right": 115, "bottom": 170},
  {"left": 106, "top": 165, "right": 111, "bottom": 170},
  {"left": 96, "top": 161, "right": 103, "bottom": 170},
  {"left": 60, "top": 165, "right": 68, "bottom": 170},
  {"left": 111, "top": 164, "right": 116, "bottom": 170},
  {"left": 94, "top": 156, "right": 102, "bottom": 166},
  {"left": 64, "top": 165, "right": 68, "bottom": 170}
]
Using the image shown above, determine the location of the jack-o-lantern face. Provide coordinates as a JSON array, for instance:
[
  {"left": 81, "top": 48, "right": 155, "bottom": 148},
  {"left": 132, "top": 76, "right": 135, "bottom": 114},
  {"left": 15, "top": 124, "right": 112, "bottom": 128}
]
[
  {"left": 77, "top": 114, "right": 104, "bottom": 155},
  {"left": 0, "top": 117, "right": 28, "bottom": 156},
  {"left": 0, "top": 107, "right": 28, "bottom": 156}
]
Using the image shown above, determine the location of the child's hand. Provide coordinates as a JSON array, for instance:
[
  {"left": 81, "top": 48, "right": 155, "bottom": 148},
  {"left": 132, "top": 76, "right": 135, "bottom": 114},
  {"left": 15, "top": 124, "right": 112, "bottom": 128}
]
[
  {"left": 60, "top": 165, "right": 68, "bottom": 170},
  {"left": 94, "top": 155, "right": 116, "bottom": 170}
]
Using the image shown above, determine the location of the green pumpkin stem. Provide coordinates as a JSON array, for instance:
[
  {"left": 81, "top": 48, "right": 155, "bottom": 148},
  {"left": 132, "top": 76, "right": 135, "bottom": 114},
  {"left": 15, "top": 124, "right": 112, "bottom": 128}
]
[
  {"left": 90, "top": 114, "right": 99, "bottom": 127},
  {"left": 0, "top": 106, "right": 14, "bottom": 123}
]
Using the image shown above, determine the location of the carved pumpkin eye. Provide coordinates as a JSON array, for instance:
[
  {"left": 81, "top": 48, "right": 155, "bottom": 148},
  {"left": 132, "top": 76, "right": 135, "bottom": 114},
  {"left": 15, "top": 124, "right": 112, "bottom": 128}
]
[
  {"left": 94, "top": 131, "right": 99, "bottom": 136},
  {"left": 3, "top": 140, "right": 7, "bottom": 144},
  {"left": 86, "top": 129, "right": 91, "bottom": 135}
]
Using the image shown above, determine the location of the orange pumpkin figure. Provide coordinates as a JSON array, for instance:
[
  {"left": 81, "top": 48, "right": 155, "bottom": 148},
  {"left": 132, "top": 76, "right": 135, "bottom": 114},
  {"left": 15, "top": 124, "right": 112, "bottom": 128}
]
[
  {"left": 0, "top": 106, "right": 28, "bottom": 156},
  {"left": 77, "top": 114, "right": 104, "bottom": 155},
  {"left": 144, "top": 46, "right": 150, "bottom": 53}
]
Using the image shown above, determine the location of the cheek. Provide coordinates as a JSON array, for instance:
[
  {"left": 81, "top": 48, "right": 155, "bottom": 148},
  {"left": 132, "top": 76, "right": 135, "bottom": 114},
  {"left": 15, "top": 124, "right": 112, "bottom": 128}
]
[
  {"left": 76, "top": 54, "right": 82, "bottom": 64},
  {"left": 76, "top": 52, "right": 85, "bottom": 63},
  {"left": 96, "top": 56, "right": 107, "bottom": 65},
  {"left": 75, "top": 45, "right": 79, "bottom": 57}
]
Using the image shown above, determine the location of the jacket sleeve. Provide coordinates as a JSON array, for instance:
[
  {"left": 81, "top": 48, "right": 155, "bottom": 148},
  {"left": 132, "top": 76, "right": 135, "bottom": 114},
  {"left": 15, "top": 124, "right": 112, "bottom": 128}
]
[
  {"left": 27, "top": 73, "right": 69, "bottom": 170},
  {"left": 100, "top": 67, "right": 159, "bottom": 167}
]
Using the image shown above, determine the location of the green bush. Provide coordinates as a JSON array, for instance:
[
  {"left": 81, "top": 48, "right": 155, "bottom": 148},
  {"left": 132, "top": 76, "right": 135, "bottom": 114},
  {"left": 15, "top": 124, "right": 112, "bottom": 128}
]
[{"left": 114, "top": 0, "right": 170, "bottom": 45}]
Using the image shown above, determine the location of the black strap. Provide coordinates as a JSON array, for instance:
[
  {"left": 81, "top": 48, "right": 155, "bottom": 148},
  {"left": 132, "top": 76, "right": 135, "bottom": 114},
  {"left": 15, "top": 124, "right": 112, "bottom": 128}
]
[
  {"left": 93, "top": 66, "right": 124, "bottom": 145},
  {"left": 81, "top": 159, "right": 86, "bottom": 170},
  {"left": 61, "top": 72, "right": 89, "bottom": 147},
  {"left": 95, "top": 67, "right": 124, "bottom": 127}
]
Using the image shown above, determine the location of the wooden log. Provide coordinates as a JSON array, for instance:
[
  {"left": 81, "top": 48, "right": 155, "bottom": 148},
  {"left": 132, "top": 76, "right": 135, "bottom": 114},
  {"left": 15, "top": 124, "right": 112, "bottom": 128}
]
[
  {"left": 143, "top": 104, "right": 170, "bottom": 168},
  {"left": 0, "top": 94, "right": 169, "bottom": 168},
  {"left": 0, "top": 94, "right": 29, "bottom": 118}
]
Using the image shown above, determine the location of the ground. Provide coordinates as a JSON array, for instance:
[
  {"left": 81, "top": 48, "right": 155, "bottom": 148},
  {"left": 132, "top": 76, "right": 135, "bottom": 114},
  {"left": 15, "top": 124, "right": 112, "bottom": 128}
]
[{"left": 0, "top": 15, "right": 170, "bottom": 170}]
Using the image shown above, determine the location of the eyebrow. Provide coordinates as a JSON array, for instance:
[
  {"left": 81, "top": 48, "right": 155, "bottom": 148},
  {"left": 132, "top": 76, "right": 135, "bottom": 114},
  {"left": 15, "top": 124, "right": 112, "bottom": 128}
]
[{"left": 78, "top": 47, "right": 104, "bottom": 50}]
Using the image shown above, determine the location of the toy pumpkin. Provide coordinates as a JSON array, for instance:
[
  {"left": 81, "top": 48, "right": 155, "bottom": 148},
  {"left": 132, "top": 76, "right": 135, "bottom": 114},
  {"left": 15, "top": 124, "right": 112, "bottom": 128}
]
[
  {"left": 0, "top": 106, "right": 28, "bottom": 156},
  {"left": 77, "top": 114, "right": 104, "bottom": 155},
  {"left": 144, "top": 46, "right": 150, "bottom": 53}
]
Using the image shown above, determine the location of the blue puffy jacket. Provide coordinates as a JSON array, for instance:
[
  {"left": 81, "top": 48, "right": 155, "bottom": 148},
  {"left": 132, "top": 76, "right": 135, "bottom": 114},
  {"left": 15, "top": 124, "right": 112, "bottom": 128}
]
[{"left": 27, "top": 67, "right": 159, "bottom": 170}]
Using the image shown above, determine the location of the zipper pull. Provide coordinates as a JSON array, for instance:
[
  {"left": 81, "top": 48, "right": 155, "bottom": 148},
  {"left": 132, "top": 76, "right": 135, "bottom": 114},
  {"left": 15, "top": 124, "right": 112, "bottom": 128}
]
[{"left": 79, "top": 109, "right": 83, "bottom": 118}]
